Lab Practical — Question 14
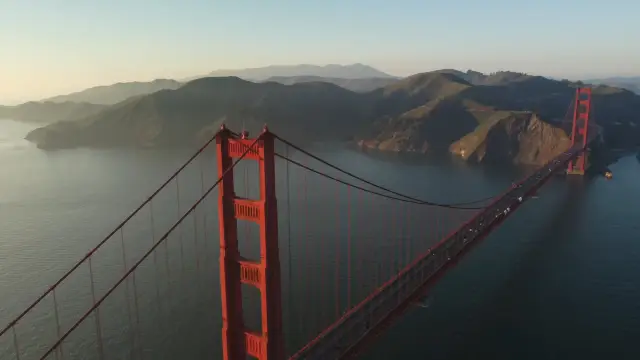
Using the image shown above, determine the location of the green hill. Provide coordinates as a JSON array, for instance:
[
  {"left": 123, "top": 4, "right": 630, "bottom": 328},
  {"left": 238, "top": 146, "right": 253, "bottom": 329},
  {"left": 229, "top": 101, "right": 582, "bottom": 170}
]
[
  {"left": 264, "top": 76, "right": 397, "bottom": 92},
  {"left": 357, "top": 71, "right": 640, "bottom": 165},
  {"left": 26, "top": 77, "right": 373, "bottom": 149},
  {"left": 24, "top": 70, "right": 640, "bottom": 166}
]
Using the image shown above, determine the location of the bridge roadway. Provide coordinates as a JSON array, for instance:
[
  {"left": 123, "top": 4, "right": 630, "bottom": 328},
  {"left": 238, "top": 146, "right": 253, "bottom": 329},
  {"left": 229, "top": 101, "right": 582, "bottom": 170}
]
[{"left": 289, "top": 143, "right": 588, "bottom": 360}]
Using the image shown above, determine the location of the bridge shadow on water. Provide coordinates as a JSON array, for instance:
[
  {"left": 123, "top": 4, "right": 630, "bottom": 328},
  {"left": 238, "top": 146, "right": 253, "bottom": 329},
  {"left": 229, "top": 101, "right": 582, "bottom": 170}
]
[
  {"left": 438, "top": 177, "right": 589, "bottom": 360},
  {"left": 359, "top": 176, "right": 593, "bottom": 360}
]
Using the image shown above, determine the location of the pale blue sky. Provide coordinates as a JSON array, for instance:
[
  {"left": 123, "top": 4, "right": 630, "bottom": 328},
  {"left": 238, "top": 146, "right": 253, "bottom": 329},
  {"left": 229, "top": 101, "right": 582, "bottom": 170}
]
[{"left": 1, "top": 0, "right": 638, "bottom": 103}]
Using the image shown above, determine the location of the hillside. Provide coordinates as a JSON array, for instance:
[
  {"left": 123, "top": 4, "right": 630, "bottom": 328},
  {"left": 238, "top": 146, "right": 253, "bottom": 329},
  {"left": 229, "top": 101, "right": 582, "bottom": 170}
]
[
  {"left": 264, "top": 76, "right": 397, "bottom": 92},
  {"left": 357, "top": 97, "right": 571, "bottom": 165},
  {"left": 0, "top": 101, "right": 107, "bottom": 123},
  {"left": 357, "top": 71, "right": 640, "bottom": 165},
  {"left": 25, "top": 70, "right": 640, "bottom": 166},
  {"left": 25, "top": 77, "right": 373, "bottom": 149},
  {"left": 188, "top": 63, "right": 395, "bottom": 81},
  {"left": 42, "top": 79, "right": 183, "bottom": 105},
  {"left": 449, "top": 112, "right": 572, "bottom": 165}
]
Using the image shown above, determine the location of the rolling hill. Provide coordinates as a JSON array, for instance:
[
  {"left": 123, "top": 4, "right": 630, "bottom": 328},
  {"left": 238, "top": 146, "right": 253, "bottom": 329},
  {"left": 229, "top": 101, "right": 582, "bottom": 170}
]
[
  {"left": 357, "top": 71, "right": 640, "bottom": 165},
  {"left": 25, "top": 77, "right": 374, "bottom": 149},
  {"left": 264, "top": 76, "right": 397, "bottom": 92},
  {"left": 25, "top": 70, "right": 640, "bottom": 166}
]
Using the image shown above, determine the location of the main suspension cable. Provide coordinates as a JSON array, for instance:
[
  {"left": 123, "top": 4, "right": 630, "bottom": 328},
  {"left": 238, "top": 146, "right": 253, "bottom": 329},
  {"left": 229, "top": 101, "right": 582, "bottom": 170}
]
[
  {"left": 273, "top": 134, "right": 502, "bottom": 209},
  {"left": 39, "top": 131, "right": 263, "bottom": 360},
  {"left": 273, "top": 152, "right": 485, "bottom": 210},
  {"left": 0, "top": 128, "right": 224, "bottom": 339}
]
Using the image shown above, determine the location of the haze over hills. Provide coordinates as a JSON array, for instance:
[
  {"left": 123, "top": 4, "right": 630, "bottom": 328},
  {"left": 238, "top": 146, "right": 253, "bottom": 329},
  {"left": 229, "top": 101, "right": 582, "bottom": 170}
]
[
  {"left": 0, "top": 101, "right": 108, "bottom": 123},
  {"left": 24, "top": 69, "right": 640, "bottom": 167},
  {"left": 26, "top": 77, "right": 373, "bottom": 150},
  {"left": 1, "top": 64, "right": 394, "bottom": 109},
  {"left": 42, "top": 79, "right": 183, "bottom": 105},
  {"left": 188, "top": 63, "right": 396, "bottom": 82}
]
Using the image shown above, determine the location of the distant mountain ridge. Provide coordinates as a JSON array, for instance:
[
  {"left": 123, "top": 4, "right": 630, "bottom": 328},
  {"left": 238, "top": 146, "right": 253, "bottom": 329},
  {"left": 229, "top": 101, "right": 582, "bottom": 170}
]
[
  {"left": 3, "top": 64, "right": 394, "bottom": 124},
  {"left": 5, "top": 64, "right": 393, "bottom": 107},
  {"left": 189, "top": 63, "right": 395, "bottom": 81}
]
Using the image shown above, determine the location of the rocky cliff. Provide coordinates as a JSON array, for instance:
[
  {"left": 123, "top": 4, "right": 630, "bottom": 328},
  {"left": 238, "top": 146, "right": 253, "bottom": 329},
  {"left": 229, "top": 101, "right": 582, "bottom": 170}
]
[
  {"left": 358, "top": 100, "right": 571, "bottom": 166},
  {"left": 356, "top": 71, "right": 640, "bottom": 165},
  {"left": 449, "top": 112, "right": 571, "bottom": 165}
]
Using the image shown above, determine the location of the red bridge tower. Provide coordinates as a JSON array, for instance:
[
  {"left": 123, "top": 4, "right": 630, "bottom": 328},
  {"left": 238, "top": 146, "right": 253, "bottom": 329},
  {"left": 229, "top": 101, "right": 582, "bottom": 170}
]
[
  {"left": 567, "top": 87, "right": 592, "bottom": 175},
  {"left": 217, "top": 127, "right": 285, "bottom": 360}
]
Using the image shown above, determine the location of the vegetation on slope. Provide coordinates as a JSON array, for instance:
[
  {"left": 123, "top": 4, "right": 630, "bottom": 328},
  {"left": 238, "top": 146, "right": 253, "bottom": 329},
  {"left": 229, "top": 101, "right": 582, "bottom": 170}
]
[
  {"left": 449, "top": 112, "right": 572, "bottom": 165},
  {"left": 24, "top": 70, "right": 640, "bottom": 166},
  {"left": 357, "top": 71, "right": 640, "bottom": 165},
  {"left": 26, "top": 77, "right": 373, "bottom": 149},
  {"left": 264, "top": 76, "right": 397, "bottom": 92}
]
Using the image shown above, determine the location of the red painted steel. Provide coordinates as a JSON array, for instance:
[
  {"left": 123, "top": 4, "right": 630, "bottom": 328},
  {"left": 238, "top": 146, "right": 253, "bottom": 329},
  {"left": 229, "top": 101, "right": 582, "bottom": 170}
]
[
  {"left": 217, "top": 127, "right": 245, "bottom": 360},
  {"left": 567, "top": 87, "right": 592, "bottom": 175},
  {"left": 217, "top": 126, "right": 285, "bottom": 360}
]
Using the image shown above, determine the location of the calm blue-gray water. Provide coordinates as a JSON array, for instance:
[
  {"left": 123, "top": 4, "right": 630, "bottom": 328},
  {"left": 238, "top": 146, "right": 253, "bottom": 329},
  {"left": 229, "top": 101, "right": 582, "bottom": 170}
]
[{"left": 1, "top": 119, "right": 639, "bottom": 359}]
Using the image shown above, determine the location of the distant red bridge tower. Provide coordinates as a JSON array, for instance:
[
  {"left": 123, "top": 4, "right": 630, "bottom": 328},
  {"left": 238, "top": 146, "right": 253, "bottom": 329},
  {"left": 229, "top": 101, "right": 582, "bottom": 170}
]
[{"left": 567, "top": 87, "right": 592, "bottom": 175}]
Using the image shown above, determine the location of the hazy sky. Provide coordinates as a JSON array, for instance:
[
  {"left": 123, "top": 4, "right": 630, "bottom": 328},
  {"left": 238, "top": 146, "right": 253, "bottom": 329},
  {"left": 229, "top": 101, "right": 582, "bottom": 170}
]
[{"left": 1, "top": 0, "right": 638, "bottom": 104}]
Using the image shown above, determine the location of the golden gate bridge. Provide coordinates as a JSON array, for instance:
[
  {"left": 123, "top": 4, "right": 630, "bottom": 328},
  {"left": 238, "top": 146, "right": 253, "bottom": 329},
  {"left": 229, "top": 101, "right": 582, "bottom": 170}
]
[{"left": 0, "top": 88, "right": 597, "bottom": 359}]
